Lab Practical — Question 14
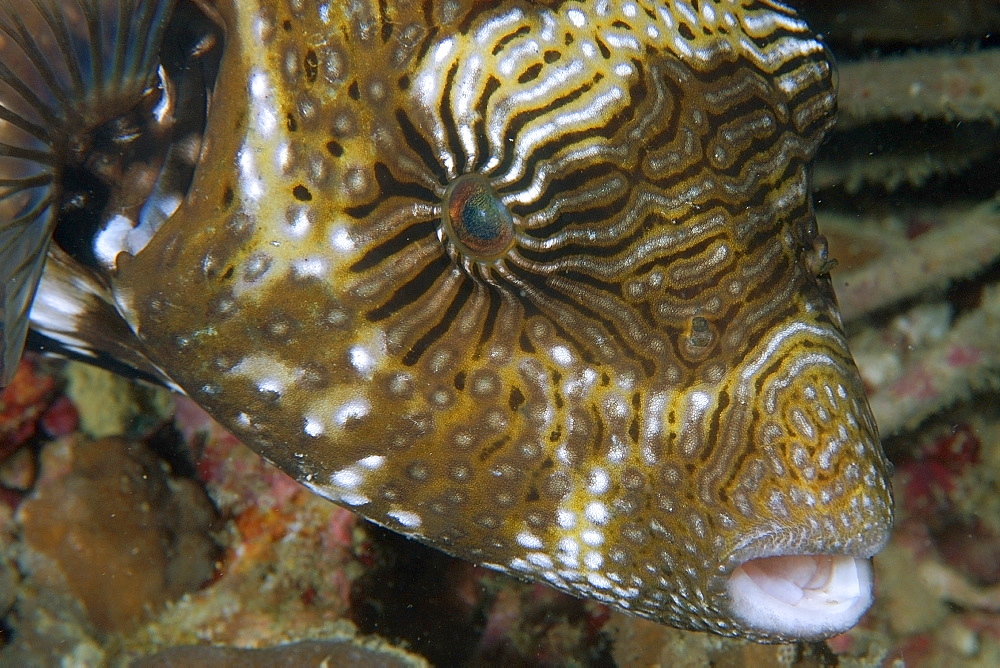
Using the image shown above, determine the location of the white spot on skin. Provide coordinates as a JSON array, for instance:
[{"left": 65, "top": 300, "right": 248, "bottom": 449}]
[
  {"left": 550, "top": 345, "right": 573, "bottom": 366},
  {"left": 528, "top": 552, "right": 554, "bottom": 569},
  {"left": 582, "top": 529, "right": 603, "bottom": 547},
  {"left": 276, "top": 141, "right": 291, "bottom": 172},
  {"left": 604, "top": 395, "right": 628, "bottom": 420},
  {"left": 250, "top": 69, "right": 269, "bottom": 99},
  {"left": 587, "top": 468, "right": 610, "bottom": 494},
  {"left": 330, "top": 225, "right": 355, "bottom": 251},
  {"left": 480, "top": 562, "right": 507, "bottom": 573},
  {"left": 613, "top": 61, "right": 634, "bottom": 77},
  {"left": 585, "top": 501, "right": 609, "bottom": 525},
  {"left": 584, "top": 551, "right": 604, "bottom": 570},
  {"left": 542, "top": 570, "right": 567, "bottom": 587},
  {"left": 689, "top": 390, "right": 710, "bottom": 417},
  {"left": 557, "top": 538, "right": 580, "bottom": 567},
  {"left": 433, "top": 38, "right": 454, "bottom": 64},
  {"left": 517, "top": 531, "right": 544, "bottom": 550},
  {"left": 331, "top": 468, "right": 362, "bottom": 489},
  {"left": 302, "top": 480, "right": 370, "bottom": 507},
  {"left": 257, "top": 108, "right": 277, "bottom": 137},
  {"left": 358, "top": 455, "right": 385, "bottom": 470},
  {"left": 334, "top": 398, "right": 371, "bottom": 426},
  {"left": 643, "top": 393, "right": 667, "bottom": 452},
  {"left": 510, "top": 557, "right": 531, "bottom": 572},
  {"left": 557, "top": 509, "right": 576, "bottom": 529},
  {"left": 562, "top": 367, "right": 597, "bottom": 397},
  {"left": 349, "top": 345, "right": 375, "bottom": 378},
  {"left": 388, "top": 509, "right": 422, "bottom": 528},
  {"left": 304, "top": 417, "right": 324, "bottom": 437},
  {"left": 620, "top": 586, "right": 640, "bottom": 599},
  {"left": 238, "top": 147, "right": 263, "bottom": 201},
  {"left": 474, "top": 7, "right": 524, "bottom": 45},
  {"left": 607, "top": 435, "right": 628, "bottom": 464},
  {"left": 497, "top": 38, "right": 540, "bottom": 78},
  {"left": 791, "top": 408, "right": 816, "bottom": 439},
  {"left": 286, "top": 208, "right": 311, "bottom": 238},
  {"left": 292, "top": 257, "right": 328, "bottom": 279},
  {"left": 257, "top": 377, "right": 284, "bottom": 396}
]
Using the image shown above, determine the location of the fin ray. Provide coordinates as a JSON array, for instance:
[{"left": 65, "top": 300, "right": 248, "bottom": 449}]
[
  {"left": 0, "top": 205, "right": 54, "bottom": 385},
  {"left": 0, "top": 0, "right": 176, "bottom": 385},
  {"left": 29, "top": 244, "right": 178, "bottom": 390}
]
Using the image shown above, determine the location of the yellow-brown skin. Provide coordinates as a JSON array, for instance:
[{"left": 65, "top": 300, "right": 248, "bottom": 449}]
[{"left": 112, "top": 0, "right": 893, "bottom": 639}]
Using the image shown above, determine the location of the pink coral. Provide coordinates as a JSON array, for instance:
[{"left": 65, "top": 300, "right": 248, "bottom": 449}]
[
  {"left": 0, "top": 358, "right": 56, "bottom": 460},
  {"left": 897, "top": 423, "right": 979, "bottom": 522}
]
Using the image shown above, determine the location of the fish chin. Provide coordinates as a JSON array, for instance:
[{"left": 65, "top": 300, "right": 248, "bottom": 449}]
[{"left": 726, "top": 553, "right": 874, "bottom": 640}]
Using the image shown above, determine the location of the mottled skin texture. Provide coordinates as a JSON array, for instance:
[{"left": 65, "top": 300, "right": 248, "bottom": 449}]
[{"left": 112, "top": 0, "right": 893, "bottom": 639}]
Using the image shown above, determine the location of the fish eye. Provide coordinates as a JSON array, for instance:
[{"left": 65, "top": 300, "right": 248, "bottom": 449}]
[{"left": 441, "top": 174, "right": 515, "bottom": 261}]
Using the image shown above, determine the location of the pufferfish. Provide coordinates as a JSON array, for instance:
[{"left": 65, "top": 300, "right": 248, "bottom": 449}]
[{"left": 1, "top": 0, "right": 893, "bottom": 641}]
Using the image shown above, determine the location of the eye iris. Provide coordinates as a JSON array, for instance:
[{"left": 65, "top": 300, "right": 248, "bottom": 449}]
[{"left": 443, "top": 174, "right": 514, "bottom": 260}]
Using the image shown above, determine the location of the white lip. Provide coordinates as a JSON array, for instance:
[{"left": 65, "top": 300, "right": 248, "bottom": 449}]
[{"left": 726, "top": 554, "right": 874, "bottom": 639}]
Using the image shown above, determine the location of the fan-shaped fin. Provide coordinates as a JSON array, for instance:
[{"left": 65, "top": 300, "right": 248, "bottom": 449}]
[
  {"left": 28, "top": 244, "right": 178, "bottom": 389},
  {"left": 0, "top": 0, "right": 176, "bottom": 385}
]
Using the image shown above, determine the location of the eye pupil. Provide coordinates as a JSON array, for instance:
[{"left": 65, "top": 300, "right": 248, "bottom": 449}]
[
  {"left": 443, "top": 174, "right": 515, "bottom": 260},
  {"left": 460, "top": 192, "right": 502, "bottom": 241}
]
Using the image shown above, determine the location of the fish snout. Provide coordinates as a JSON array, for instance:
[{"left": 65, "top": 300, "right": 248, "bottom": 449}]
[{"left": 709, "top": 328, "right": 894, "bottom": 640}]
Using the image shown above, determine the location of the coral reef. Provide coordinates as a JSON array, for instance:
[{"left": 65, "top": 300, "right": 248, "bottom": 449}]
[
  {"left": 798, "top": 0, "right": 1000, "bottom": 47},
  {"left": 132, "top": 638, "right": 429, "bottom": 668},
  {"left": 0, "top": 358, "right": 59, "bottom": 465},
  {"left": 63, "top": 363, "right": 174, "bottom": 440},
  {"left": 2, "top": 435, "right": 220, "bottom": 664},
  {"left": 16, "top": 436, "right": 220, "bottom": 634},
  {"left": 835, "top": 50, "right": 1000, "bottom": 130}
]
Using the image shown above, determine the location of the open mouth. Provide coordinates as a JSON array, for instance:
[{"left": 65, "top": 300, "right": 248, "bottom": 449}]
[{"left": 726, "top": 554, "right": 874, "bottom": 639}]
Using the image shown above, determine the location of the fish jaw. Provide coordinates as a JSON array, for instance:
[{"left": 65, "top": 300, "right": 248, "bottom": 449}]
[
  {"left": 726, "top": 554, "right": 876, "bottom": 641},
  {"left": 707, "top": 317, "right": 894, "bottom": 641},
  {"left": 722, "top": 473, "right": 891, "bottom": 641}
]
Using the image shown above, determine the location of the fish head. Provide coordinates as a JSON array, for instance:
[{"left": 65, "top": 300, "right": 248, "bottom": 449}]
[{"left": 111, "top": 0, "right": 893, "bottom": 641}]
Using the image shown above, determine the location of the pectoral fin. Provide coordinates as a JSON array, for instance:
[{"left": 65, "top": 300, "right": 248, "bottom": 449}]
[
  {"left": 0, "top": 0, "right": 178, "bottom": 385},
  {"left": 0, "top": 173, "right": 55, "bottom": 385},
  {"left": 29, "top": 244, "right": 177, "bottom": 389}
]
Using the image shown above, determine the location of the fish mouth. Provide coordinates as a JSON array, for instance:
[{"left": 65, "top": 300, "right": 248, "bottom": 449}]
[{"left": 725, "top": 552, "right": 874, "bottom": 640}]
